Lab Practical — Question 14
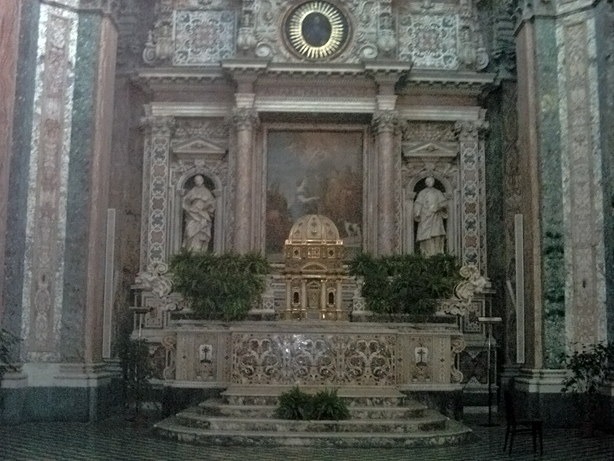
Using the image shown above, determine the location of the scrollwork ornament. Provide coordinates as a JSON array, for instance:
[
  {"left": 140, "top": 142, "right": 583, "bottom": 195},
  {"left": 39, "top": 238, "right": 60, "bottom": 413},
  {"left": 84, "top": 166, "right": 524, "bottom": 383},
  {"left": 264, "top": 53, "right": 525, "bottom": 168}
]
[
  {"left": 372, "top": 110, "right": 398, "bottom": 133},
  {"left": 162, "top": 334, "right": 177, "bottom": 380},
  {"left": 135, "top": 263, "right": 173, "bottom": 298},
  {"left": 232, "top": 108, "right": 259, "bottom": 130},
  {"left": 475, "top": 47, "right": 489, "bottom": 71},
  {"left": 142, "top": 31, "right": 157, "bottom": 65},
  {"left": 451, "top": 335, "right": 467, "bottom": 354}
]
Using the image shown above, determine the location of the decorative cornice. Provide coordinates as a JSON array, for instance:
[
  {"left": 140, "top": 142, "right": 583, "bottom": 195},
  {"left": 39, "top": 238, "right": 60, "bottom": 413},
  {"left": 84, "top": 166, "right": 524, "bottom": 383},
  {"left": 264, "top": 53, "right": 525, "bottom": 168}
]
[{"left": 399, "top": 70, "right": 497, "bottom": 97}]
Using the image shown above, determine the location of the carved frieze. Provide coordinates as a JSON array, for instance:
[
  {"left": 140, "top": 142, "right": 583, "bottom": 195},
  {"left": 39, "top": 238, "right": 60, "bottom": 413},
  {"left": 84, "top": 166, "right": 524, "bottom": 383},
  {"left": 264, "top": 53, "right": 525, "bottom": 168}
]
[
  {"left": 174, "top": 118, "right": 229, "bottom": 141},
  {"left": 403, "top": 121, "right": 457, "bottom": 143}
]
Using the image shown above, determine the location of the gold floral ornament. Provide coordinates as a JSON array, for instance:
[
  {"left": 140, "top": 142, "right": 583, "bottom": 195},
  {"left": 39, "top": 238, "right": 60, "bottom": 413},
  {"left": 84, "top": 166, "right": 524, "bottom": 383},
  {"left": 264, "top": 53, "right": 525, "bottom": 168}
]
[{"left": 285, "top": 1, "right": 349, "bottom": 60}]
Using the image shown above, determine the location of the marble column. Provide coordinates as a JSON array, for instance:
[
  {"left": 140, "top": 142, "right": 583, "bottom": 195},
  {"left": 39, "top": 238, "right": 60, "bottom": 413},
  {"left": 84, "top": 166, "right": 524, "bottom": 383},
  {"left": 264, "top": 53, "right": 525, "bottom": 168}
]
[
  {"left": 1, "top": 0, "right": 119, "bottom": 420},
  {"left": 232, "top": 108, "right": 258, "bottom": 253},
  {"left": 372, "top": 110, "right": 398, "bottom": 256}
]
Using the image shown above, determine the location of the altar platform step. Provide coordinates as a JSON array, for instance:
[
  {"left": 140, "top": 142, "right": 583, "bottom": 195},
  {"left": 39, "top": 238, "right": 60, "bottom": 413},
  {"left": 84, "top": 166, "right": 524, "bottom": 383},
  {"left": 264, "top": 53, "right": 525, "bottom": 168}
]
[
  {"left": 198, "top": 399, "right": 428, "bottom": 419},
  {"left": 154, "top": 417, "right": 471, "bottom": 448},
  {"left": 153, "top": 386, "right": 472, "bottom": 447},
  {"left": 220, "top": 385, "right": 408, "bottom": 407},
  {"left": 173, "top": 409, "right": 448, "bottom": 433}
]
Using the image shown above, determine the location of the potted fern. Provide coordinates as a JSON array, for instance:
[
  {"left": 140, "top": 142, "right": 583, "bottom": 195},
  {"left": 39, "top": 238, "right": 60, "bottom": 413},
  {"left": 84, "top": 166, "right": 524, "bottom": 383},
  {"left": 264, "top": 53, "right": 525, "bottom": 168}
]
[
  {"left": 349, "top": 253, "right": 461, "bottom": 317},
  {"left": 561, "top": 342, "right": 614, "bottom": 436},
  {"left": 169, "top": 251, "right": 270, "bottom": 321}
]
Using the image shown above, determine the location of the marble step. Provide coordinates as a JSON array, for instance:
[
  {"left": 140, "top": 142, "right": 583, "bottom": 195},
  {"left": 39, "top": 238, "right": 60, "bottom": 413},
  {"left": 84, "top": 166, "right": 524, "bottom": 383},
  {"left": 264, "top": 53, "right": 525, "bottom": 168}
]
[
  {"left": 154, "top": 417, "right": 472, "bottom": 448},
  {"left": 222, "top": 386, "right": 407, "bottom": 407},
  {"left": 199, "top": 399, "right": 428, "bottom": 419},
  {"left": 174, "top": 409, "right": 448, "bottom": 433}
]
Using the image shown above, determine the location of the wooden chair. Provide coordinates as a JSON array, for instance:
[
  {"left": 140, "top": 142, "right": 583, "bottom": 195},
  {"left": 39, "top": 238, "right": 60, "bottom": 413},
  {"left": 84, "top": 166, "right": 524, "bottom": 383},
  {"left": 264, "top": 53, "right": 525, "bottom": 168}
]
[{"left": 503, "top": 390, "right": 543, "bottom": 455}]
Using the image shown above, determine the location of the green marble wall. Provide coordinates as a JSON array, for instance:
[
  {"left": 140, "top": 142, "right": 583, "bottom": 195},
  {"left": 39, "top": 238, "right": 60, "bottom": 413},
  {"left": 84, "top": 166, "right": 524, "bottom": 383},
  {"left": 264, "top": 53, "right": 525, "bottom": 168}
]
[
  {"left": 534, "top": 17, "right": 566, "bottom": 367},
  {"left": 61, "top": 12, "right": 102, "bottom": 362}
]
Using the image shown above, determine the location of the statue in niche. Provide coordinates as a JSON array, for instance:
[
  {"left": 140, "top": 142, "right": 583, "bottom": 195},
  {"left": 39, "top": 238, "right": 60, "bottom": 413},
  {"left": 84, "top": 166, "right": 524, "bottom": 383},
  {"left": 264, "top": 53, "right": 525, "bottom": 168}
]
[
  {"left": 182, "top": 175, "right": 215, "bottom": 252},
  {"left": 414, "top": 177, "right": 448, "bottom": 256}
]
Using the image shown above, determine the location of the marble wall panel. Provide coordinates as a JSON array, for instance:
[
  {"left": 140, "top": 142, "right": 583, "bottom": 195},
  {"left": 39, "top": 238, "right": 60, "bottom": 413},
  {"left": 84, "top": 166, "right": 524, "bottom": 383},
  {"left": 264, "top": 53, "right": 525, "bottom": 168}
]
[
  {"left": 0, "top": 0, "right": 21, "bottom": 323},
  {"left": 558, "top": 13, "right": 607, "bottom": 347},
  {"left": 21, "top": 4, "right": 79, "bottom": 362},
  {"left": 1, "top": 1, "right": 40, "bottom": 349},
  {"left": 599, "top": 4, "right": 614, "bottom": 341}
]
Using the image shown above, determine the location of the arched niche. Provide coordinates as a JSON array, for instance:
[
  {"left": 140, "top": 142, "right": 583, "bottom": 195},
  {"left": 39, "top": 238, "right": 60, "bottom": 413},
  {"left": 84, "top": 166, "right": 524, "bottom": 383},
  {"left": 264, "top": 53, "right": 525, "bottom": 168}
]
[
  {"left": 170, "top": 169, "right": 224, "bottom": 255},
  {"left": 403, "top": 173, "right": 457, "bottom": 256}
]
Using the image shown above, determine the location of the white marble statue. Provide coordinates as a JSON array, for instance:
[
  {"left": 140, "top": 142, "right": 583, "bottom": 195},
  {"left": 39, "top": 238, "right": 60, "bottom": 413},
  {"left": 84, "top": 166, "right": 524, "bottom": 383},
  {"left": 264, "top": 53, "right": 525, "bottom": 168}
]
[
  {"left": 414, "top": 176, "right": 448, "bottom": 256},
  {"left": 182, "top": 175, "right": 215, "bottom": 252}
]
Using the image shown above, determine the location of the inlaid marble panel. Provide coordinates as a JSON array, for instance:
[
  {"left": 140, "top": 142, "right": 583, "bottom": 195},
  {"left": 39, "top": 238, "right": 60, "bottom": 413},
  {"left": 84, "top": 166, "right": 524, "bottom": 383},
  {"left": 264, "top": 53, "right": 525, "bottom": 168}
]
[
  {"left": 173, "top": 10, "right": 235, "bottom": 65},
  {"left": 398, "top": 14, "right": 459, "bottom": 69}
]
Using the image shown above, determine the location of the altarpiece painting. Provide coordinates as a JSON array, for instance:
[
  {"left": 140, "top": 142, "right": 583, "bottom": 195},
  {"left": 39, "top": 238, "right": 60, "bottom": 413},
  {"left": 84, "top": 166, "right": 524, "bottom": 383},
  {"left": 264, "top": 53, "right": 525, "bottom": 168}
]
[{"left": 265, "top": 130, "right": 363, "bottom": 259}]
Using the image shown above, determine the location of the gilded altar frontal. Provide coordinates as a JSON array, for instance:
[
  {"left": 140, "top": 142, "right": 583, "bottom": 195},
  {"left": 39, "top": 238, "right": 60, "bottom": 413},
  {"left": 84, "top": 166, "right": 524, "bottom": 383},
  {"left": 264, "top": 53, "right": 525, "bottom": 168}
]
[{"left": 1, "top": 0, "right": 614, "bottom": 441}]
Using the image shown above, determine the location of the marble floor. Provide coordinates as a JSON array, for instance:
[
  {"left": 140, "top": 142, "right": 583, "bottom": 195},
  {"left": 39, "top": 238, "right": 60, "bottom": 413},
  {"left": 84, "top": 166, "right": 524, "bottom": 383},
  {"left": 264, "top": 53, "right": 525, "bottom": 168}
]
[{"left": 0, "top": 414, "right": 613, "bottom": 461}]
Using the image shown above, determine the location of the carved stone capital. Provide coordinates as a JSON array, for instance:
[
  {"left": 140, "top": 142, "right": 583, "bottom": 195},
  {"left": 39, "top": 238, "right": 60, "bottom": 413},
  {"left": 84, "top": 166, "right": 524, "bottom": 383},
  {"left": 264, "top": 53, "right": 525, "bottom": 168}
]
[
  {"left": 141, "top": 115, "right": 175, "bottom": 137},
  {"left": 232, "top": 108, "right": 259, "bottom": 131},
  {"left": 454, "top": 116, "right": 488, "bottom": 141},
  {"left": 372, "top": 110, "right": 398, "bottom": 133}
]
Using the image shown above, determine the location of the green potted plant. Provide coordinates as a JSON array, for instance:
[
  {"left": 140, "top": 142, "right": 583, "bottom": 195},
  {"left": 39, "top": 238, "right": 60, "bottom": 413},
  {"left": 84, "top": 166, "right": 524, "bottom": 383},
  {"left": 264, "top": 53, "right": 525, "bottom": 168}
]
[
  {"left": 0, "top": 328, "right": 20, "bottom": 418},
  {"left": 0, "top": 329, "right": 20, "bottom": 384},
  {"left": 561, "top": 342, "right": 614, "bottom": 436},
  {"left": 118, "top": 335, "right": 154, "bottom": 425},
  {"left": 169, "top": 250, "right": 270, "bottom": 320},
  {"left": 275, "top": 387, "right": 350, "bottom": 421},
  {"left": 349, "top": 253, "right": 461, "bottom": 317}
]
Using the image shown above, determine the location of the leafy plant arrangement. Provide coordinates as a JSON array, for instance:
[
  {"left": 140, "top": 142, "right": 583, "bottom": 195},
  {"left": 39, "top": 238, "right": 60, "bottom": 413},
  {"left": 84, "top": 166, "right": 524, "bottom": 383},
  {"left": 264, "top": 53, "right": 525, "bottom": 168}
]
[
  {"left": 349, "top": 253, "right": 461, "bottom": 315},
  {"left": 274, "top": 386, "right": 314, "bottom": 420},
  {"left": 562, "top": 342, "right": 614, "bottom": 402},
  {"left": 274, "top": 387, "right": 350, "bottom": 421},
  {"left": 169, "top": 251, "right": 270, "bottom": 321},
  {"left": 117, "top": 336, "right": 154, "bottom": 418},
  {"left": 0, "top": 329, "right": 20, "bottom": 383}
]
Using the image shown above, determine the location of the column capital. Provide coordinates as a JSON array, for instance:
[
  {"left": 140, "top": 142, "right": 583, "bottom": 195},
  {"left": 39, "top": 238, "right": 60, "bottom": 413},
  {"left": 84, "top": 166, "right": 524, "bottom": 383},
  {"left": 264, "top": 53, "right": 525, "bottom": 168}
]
[
  {"left": 141, "top": 115, "right": 175, "bottom": 137},
  {"left": 232, "top": 108, "right": 259, "bottom": 130},
  {"left": 372, "top": 110, "right": 398, "bottom": 133},
  {"left": 454, "top": 114, "right": 488, "bottom": 141}
]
